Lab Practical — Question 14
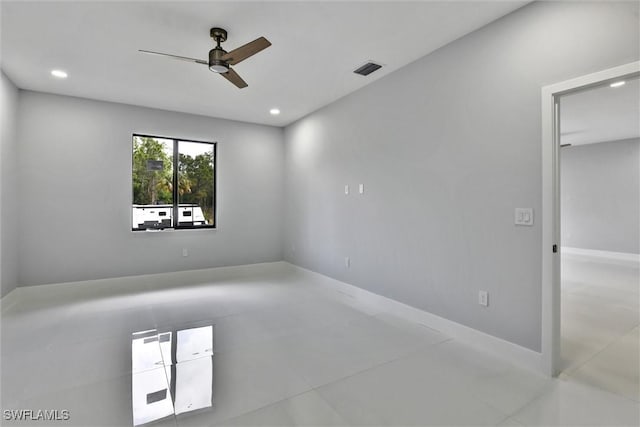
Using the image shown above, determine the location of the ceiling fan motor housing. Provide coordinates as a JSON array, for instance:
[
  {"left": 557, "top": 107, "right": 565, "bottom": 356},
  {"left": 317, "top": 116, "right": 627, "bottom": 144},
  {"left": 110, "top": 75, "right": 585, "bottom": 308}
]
[{"left": 208, "top": 48, "right": 229, "bottom": 73}]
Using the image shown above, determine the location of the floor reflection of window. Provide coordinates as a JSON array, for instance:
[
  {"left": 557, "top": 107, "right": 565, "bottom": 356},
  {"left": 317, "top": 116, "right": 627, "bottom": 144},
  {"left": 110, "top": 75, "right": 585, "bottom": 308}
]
[
  {"left": 176, "top": 326, "right": 214, "bottom": 363},
  {"left": 174, "top": 357, "right": 213, "bottom": 415},
  {"left": 131, "top": 324, "right": 214, "bottom": 426},
  {"left": 159, "top": 332, "right": 172, "bottom": 366},
  {"left": 132, "top": 369, "right": 174, "bottom": 426},
  {"left": 131, "top": 329, "right": 164, "bottom": 372}
]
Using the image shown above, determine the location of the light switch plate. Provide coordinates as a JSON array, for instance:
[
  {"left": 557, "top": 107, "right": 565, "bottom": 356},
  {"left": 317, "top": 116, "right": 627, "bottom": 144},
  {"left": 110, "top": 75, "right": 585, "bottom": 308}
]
[
  {"left": 359, "top": 184, "right": 364, "bottom": 194},
  {"left": 514, "top": 208, "right": 534, "bottom": 226},
  {"left": 344, "top": 185, "right": 350, "bottom": 195}
]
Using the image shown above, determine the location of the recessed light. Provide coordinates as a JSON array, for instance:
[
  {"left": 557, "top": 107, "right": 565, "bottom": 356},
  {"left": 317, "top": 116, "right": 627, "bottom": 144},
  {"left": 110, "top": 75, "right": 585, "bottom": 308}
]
[
  {"left": 51, "top": 69, "right": 68, "bottom": 79},
  {"left": 610, "top": 81, "right": 625, "bottom": 88},
  {"left": 270, "top": 108, "right": 280, "bottom": 115}
]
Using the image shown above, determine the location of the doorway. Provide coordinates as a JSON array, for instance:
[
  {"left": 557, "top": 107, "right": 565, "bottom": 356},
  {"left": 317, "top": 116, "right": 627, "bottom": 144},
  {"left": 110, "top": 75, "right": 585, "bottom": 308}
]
[
  {"left": 557, "top": 76, "right": 639, "bottom": 400},
  {"left": 540, "top": 61, "right": 640, "bottom": 378}
]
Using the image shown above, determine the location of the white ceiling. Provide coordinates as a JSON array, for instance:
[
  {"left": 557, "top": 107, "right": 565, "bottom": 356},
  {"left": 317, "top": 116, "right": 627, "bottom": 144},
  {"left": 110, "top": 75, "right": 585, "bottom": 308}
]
[
  {"left": 560, "top": 77, "right": 640, "bottom": 146},
  {"left": 0, "top": 1, "right": 528, "bottom": 127}
]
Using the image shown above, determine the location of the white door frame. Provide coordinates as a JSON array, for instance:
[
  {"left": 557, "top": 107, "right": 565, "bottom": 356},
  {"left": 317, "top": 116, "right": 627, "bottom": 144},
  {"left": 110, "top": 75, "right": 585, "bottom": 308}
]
[{"left": 540, "top": 61, "right": 640, "bottom": 376}]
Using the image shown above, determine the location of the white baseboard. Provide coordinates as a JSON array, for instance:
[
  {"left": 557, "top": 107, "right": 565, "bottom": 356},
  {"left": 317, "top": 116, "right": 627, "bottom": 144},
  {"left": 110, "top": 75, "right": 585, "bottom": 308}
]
[
  {"left": 0, "top": 287, "right": 22, "bottom": 312},
  {"left": 562, "top": 247, "right": 640, "bottom": 266},
  {"left": 289, "top": 264, "right": 544, "bottom": 374}
]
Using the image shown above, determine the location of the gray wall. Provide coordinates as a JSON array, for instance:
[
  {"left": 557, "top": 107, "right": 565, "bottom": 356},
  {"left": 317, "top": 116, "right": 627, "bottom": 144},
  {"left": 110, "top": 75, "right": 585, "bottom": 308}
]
[
  {"left": 17, "top": 91, "right": 284, "bottom": 286},
  {"left": 0, "top": 71, "right": 19, "bottom": 297},
  {"left": 561, "top": 138, "right": 640, "bottom": 254},
  {"left": 283, "top": 1, "right": 639, "bottom": 351}
]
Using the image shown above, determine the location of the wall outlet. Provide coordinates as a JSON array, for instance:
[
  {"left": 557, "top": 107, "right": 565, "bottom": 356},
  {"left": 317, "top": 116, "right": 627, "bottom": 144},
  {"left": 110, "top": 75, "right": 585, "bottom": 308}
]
[
  {"left": 359, "top": 183, "right": 364, "bottom": 194},
  {"left": 182, "top": 248, "right": 188, "bottom": 257},
  {"left": 345, "top": 257, "right": 350, "bottom": 268},
  {"left": 344, "top": 184, "right": 350, "bottom": 195},
  {"left": 478, "top": 290, "right": 489, "bottom": 307}
]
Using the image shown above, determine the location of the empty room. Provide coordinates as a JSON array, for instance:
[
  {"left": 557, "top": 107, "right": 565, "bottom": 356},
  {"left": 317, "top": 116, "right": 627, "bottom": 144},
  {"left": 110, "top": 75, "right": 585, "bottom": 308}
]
[{"left": 0, "top": 1, "right": 638, "bottom": 426}]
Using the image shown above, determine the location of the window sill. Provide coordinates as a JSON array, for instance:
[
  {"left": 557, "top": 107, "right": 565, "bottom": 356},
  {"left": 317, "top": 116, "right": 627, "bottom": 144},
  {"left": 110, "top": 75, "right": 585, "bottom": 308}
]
[{"left": 131, "top": 226, "right": 217, "bottom": 233}]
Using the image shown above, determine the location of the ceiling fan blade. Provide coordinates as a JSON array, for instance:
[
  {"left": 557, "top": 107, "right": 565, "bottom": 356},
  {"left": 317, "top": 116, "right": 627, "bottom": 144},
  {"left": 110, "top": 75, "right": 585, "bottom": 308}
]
[
  {"left": 221, "top": 67, "right": 248, "bottom": 88},
  {"left": 221, "top": 37, "right": 271, "bottom": 65},
  {"left": 139, "top": 50, "right": 208, "bottom": 65}
]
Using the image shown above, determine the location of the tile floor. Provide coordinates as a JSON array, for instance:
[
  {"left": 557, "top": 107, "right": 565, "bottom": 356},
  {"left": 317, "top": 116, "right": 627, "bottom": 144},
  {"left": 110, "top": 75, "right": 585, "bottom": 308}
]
[
  {"left": 1, "top": 262, "right": 638, "bottom": 426},
  {"left": 560, "top": 253, "right": 640, "bottom": 402}
]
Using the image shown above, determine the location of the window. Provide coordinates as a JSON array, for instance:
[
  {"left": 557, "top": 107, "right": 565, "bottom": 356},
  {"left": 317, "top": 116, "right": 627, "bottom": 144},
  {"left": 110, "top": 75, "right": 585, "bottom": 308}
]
[{"left": 132, "top": 135, "right": 216, "bottom": 231}]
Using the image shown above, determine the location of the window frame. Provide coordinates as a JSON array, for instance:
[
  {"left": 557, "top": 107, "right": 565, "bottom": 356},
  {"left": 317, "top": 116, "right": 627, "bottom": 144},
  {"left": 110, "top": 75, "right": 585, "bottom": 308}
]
[{"left": 132, "top": 133, "right": 217, "bottom": 231}]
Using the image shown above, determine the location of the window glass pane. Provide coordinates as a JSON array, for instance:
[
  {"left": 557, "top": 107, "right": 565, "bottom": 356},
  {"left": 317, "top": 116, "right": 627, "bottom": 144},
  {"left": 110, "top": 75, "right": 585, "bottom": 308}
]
[
  {"left": 178, "top": 141, "right": 215, "bottom": 227},
  {"left": 132, "top": 136, "right": 174, "bottom": 230}
]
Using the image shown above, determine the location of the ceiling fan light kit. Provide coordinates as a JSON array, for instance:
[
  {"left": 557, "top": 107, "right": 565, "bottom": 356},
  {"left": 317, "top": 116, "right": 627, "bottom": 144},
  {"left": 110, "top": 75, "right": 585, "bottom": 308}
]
[{"left": 139, "top": 27, "right": 271, "bottom": 89}]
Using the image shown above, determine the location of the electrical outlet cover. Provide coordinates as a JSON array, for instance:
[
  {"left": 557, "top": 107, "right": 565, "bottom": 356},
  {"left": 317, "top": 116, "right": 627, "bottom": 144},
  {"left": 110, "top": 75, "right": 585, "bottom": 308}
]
[{"left": 478, "top": 291, "right": 489, "bottom": 307}]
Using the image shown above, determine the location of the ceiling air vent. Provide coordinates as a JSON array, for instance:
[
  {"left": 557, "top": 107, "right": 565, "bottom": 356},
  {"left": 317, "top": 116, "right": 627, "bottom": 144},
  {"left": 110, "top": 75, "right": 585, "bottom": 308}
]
[{"left": 353, "top": 61, "right": 382, "bottom": 76}]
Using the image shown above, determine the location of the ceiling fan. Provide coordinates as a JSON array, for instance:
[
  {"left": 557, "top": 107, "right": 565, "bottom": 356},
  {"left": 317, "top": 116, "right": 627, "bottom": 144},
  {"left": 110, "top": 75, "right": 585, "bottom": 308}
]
[{"left": 139, "top": 28, "right": 271, "bottom": 89}]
